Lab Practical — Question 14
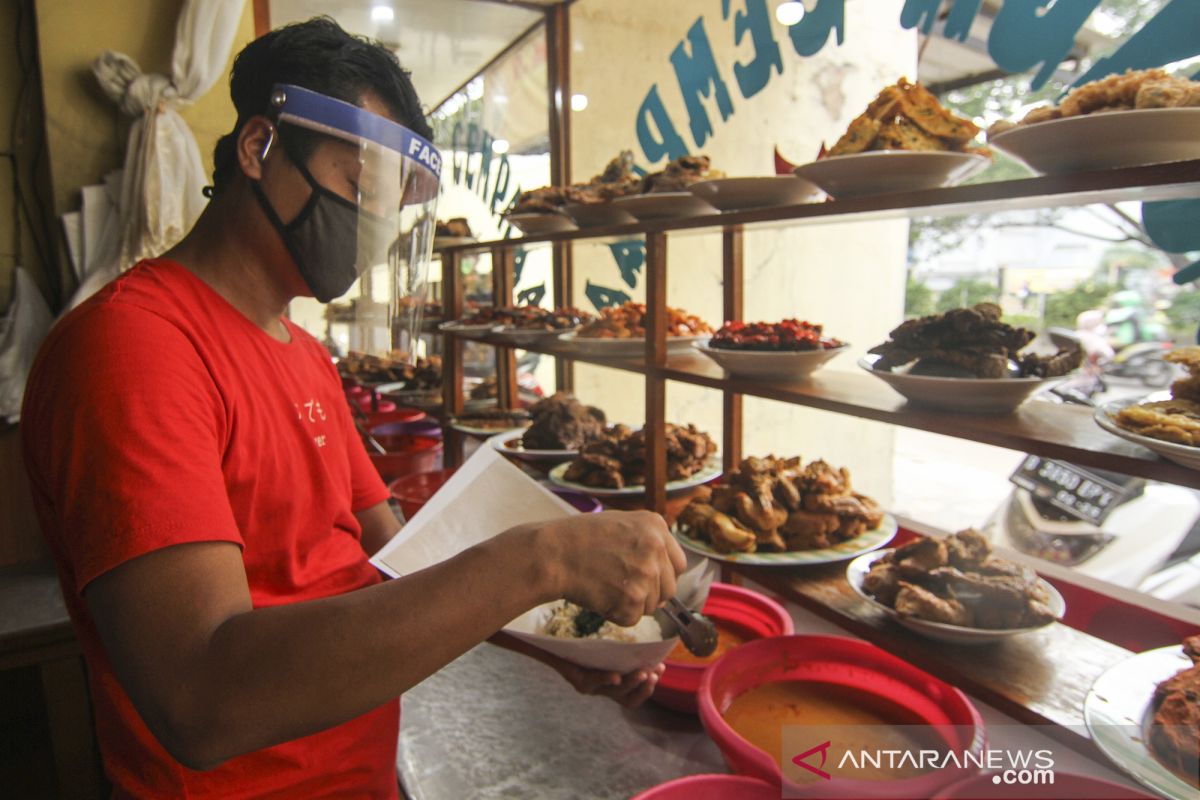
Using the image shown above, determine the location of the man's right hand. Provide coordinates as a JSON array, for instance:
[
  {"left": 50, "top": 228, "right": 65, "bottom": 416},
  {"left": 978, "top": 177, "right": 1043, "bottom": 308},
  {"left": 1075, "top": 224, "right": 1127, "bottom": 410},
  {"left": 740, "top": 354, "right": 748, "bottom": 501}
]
[{"left": 525, "top": 510, "right": 687, "bottom": 626}]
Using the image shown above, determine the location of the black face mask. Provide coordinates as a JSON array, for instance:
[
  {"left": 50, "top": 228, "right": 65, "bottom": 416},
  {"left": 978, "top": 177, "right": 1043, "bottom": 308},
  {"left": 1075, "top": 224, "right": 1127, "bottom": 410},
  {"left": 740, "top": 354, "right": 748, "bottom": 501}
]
[{"left": 251, "top": 146, "right": 396, "bottom": 303}]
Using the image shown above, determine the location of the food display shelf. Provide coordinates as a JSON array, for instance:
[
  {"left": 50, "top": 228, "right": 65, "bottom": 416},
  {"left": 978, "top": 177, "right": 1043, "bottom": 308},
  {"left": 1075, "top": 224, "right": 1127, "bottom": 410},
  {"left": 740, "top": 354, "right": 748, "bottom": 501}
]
[
  {"left": 448, "top": 330, "right": 1200, "bottom": 490},
  {"left": 437, "top": 158, "right": 1200, "bottom": 252}
]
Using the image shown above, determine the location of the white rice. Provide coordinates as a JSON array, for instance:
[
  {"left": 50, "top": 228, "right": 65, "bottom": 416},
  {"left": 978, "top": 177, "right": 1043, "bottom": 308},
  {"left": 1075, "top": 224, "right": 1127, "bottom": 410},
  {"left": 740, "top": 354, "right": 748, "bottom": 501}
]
[{"left": 540, "top": 601, "right": 660, "bottom": 643}]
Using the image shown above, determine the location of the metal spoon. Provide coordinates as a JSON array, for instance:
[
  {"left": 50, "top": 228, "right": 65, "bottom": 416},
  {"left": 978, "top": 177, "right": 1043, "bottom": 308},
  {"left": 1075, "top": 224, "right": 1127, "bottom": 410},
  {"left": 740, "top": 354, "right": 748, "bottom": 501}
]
[{"left": 655, "top": 596, "right": 719, "bottom": 657}]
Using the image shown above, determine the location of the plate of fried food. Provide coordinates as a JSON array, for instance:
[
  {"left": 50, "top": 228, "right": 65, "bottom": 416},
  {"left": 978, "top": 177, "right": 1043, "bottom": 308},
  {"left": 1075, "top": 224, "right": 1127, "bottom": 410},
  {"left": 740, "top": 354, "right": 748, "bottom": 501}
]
[
  {"left": 1085, "top": 635, "right": 1200, "bottom": 800},
  {"left": 1095, "top": 347, "right": 1198, "bottom": 469},
  {"left": 695, "top": 319, "right": 849, "bottom": 380},
  {"left": 548, "top": 423, "right": 721, "bottom": 497},
  {"left": 847, "top": 529, "right": 1065, "bottom": 645},
  {"left": 988, "top": 68, "right": 1200, "bottom": 175},
  {"left": 792, "top": 77, "right": 990, "bottom": 199},
  {"left": 340, "top": 351, "right": 443, "bottom": 390},
  {"left": 448, "top": 408, "right": 532, "bottom": 437},
  {"left": 609, "top": 155, "right": 723, "bottom": 220},
  {"left": 490, "top": 393, "right": 606, "bottom": 464},
  {"left": 487, "top": 306, "right": 594, "bottom": 345},
  {"left": 861, "top": 303, "right": 1082, "bottom": 413},
  {"left": 673, "top": 455, "right": 895, "bottom": 565},
  {"left": 433, "top": 217, "right": 476, "bottom": 249},
  {"left": 558, "top": 302, "right": 713, "bottom": 357}
]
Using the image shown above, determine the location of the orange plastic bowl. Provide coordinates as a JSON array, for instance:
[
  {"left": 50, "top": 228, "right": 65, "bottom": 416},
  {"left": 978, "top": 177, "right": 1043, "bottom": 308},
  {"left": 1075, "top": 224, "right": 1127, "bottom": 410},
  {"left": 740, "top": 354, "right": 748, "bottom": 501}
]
[
  {"left": 367, "top": 436, "right": 442, "bottom": 485},
  {"left": 652, "top": 583, "right": 793, "bottom": 714},
  {"left": 698, "top": 635, "right": 985, "bottom": 797}
]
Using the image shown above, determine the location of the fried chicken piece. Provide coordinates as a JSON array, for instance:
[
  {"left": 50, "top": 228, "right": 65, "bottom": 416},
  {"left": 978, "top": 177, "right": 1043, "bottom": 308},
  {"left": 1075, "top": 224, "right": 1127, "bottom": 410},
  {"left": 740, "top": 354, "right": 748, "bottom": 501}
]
[
  {"left": 709, "top": 485, "right": 740, "bottom": 514},
  {"left": 1018, "top": 346, "right": 1083, "bottom": 378},
  {"left": 512, "top": 185, "right": 569, "bottom": 213},
  {"left": 933, "top": 566, "right": 1056, "bottom": 629},
  {"left": 781, "top": 509, "right": 840, "bottom": 550},
  {"left": 1020, "top": 105, "right": 1062, "bottom": 126},
  {"left": 679, "top": 501, "right": 757, "bottom": 554},
  {"left": 563, "top": 453, "right": 624, "bottom": 488},
  {"left": 1116, "top": 400, "right": 1200, "bottom": 446},
  {"left": 895, "top": 582, "right": 973, "bottom": 626},
  {"left": 800, "top": 460, "right": 852, "bottom": 497},
  {"left": 733, "top": 492, "right": 787, "bottom": 532},
  {"left": 641, "top": 155, "right": 722, "bottom": 193},
  {"left": 946, "top": 528, "right": 992, "bottom": 569},
  {"left": 896, "top": 80, "right": 980, "bottom": 143},
  {"left": 863, "top": 562, "right": 901, "bottom": 606},
  {"left": 875, "top": 116, "right": 946, "bottom": 152},
  {"left": 1184, "top": 634, "right": 1200, "bottom": 664},
  {"left": 773, "top": 474, "right": 802, "bottom": 511},
  {"left": 1148, "top": 684, "right": 1200, "bottom": 780},
  {"left": 893, "top": 537, "right": 948, "bottom": 579}
]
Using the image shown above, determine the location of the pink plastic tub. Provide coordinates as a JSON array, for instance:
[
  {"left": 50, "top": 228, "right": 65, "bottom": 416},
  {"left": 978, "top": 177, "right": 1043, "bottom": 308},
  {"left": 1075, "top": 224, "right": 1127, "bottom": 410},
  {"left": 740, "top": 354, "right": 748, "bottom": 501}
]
[
  {"left": 652, "top": 583, "right": 794, "bottom": 714},
  {"left": 699, "top": 635, "right": 986, "bottom": 798}
]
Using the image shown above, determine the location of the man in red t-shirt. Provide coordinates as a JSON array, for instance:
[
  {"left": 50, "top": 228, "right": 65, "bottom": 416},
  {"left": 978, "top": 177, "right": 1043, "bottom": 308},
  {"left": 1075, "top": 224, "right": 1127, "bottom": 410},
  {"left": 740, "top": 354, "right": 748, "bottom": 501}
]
[{"left": 22, "top": 19, "right": 684, "bottom": 799}]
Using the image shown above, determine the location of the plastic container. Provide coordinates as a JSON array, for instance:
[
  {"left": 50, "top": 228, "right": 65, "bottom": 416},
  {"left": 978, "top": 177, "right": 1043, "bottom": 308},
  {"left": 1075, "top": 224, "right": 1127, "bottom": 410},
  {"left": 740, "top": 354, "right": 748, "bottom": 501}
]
[
  {"left": 631, "top": 774, "right": 778, "bottom": 800},
  {"left": 362, "top": 406, "right": 426, "bottom": 429},
  {"left": 388, "top": 468, "right": 604, "bottom": 520},
  {"left": 367, "top": 436, "right": 442, "bottom": 485},
  {"left": 370, "top": 421, "right": 443, "bottom": 450},
  {"left": 354, "top": 392, "right": 396, "bottom": 413},
  {"left": 698, "top": 635, "right": 986, "bottom": 798},
  {"left": 652, "top": 583, "right": 793, "bottom": 714}
]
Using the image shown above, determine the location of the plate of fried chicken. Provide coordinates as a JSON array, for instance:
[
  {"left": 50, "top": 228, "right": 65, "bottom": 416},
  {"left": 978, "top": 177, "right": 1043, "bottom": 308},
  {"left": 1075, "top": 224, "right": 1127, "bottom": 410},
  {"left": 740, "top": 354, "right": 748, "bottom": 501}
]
[
  {"left": 673, "top": 455, "right": 895, "bottom": 565},
  {"left": 1085, "top": 636, "right": 1200, "bottom": 800},
  {"left": 847, "top": 529, "right": 1065, "bottom": 645},
  {"left": 548, "top": 423, "right": 720, "bottom": 496},
  {"left": 862, "top": 303, "right": 1081, "bottom": 413}
]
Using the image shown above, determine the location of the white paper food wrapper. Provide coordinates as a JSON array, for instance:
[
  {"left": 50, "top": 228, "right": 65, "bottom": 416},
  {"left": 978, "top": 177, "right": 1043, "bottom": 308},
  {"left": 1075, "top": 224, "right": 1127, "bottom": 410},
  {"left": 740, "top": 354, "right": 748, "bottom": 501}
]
[{"left": 371, "top": 445, "right": 716, "bottom": 672}]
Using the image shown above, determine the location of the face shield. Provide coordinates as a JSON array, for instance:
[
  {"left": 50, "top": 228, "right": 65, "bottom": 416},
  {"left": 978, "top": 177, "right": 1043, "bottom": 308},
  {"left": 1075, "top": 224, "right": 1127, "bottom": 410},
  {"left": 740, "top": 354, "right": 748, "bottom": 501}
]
[{"left": 267, "top": 83, "right": 441, "bottom": 362}]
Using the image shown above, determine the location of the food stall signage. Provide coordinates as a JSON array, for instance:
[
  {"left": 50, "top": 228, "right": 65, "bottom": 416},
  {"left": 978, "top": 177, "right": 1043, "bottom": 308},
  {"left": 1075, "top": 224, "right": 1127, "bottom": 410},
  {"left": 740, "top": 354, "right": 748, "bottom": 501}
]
[{"left": 1009, "top": 455, "right": 1137, "bottom": 525}]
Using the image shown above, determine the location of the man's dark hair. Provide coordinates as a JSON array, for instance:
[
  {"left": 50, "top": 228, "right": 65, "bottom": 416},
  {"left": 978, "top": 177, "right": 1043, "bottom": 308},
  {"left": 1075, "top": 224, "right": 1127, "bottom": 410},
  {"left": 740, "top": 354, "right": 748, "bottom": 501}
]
[{"left": 210, "top": 17, "right": 432, "bottom": 194}]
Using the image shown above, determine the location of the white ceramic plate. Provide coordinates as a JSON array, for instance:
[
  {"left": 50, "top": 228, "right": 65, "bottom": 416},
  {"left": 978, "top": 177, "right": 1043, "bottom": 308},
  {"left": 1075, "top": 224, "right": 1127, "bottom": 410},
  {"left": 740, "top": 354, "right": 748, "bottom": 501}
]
[
  {"left": 489, "top": 428, "right": 579, "bottom": 464},
  {"left": 674, "top": 514, "right": 896, "bottom": 566},
  {"left": 687, "top": 175, "right": 824, "bottom": 211},
  {"left": 488, "top": 324, "right": 581, "bottom": 346},
  {"left": 695, "top": 341, "right": 849, "bottom": 380},
  {"left": 547, "top": 457, "right": 722, "bottom": 498},
  {"left": 432, "top": 235, "right": 477, "bottom": 249},
  {"left": 1094, "top": 395, "right": 1200, "bottom": 471},
  {"left": 990, "top": 108, "right": 1200, "bottom": 175},
  {"left": 437, "top": 321, "right": 498, "bottom": 339},
  {"left": 559, "top": 332, "right": 711, "bottom": 357},
  {"left": 793, "top": 151, "right": 990, "bottom": 199},
  {"left": 846, "top": 549, "right": 1066, "bottom": 645},
  {"left": 562, "top": 201, "right": 638, "bottom": 228},
  {"left": 609, "top": 191, "right": 717, "bottom": 220},
  {"left": 1085, "top": 644, "right": 1198, "bottom": 800},
  {"left": 858, "top": 355, "right": 1061, "bottom": 414},
  {"left": 448, "top": 418, "right": 530, "bottom": 438},
  {"left": 505, "top": 211, "right": 577, "bottom": 235}
]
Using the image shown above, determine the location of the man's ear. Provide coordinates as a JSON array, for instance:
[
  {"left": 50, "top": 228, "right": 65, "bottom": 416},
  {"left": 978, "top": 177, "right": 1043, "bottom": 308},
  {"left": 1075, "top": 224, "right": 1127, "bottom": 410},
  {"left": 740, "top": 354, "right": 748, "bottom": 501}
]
[{"left": 236, "top": 116, "right": 276, "bottom": 181}]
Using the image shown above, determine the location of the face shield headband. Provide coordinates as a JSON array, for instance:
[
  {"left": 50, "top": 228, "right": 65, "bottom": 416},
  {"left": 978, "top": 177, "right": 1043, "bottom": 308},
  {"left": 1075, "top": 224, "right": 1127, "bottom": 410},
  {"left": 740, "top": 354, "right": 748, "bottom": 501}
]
[{"left": 252, "top": 84, "right": 442, "bottom": 308}]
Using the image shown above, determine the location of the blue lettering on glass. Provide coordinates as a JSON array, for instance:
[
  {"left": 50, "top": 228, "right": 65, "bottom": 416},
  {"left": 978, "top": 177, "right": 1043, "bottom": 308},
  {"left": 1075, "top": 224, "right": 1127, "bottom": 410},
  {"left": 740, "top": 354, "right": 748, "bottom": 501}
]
[
  {"left": 517, "top": 284, "right": 546, "bottom": 307},
  {"left": 476, "top": 130, "right": 495, "bottom": 202},
  {"left": 1072, "top": 0, "right": 1200, "bottom": 87},
  {"left": 450, "top": 121, "right": 465, "bottom": 184},
  {"left": 988, "top": 0, "right": 1102, "bottom": 90},
  {"left": 722, "top": 0, "right": 783, "bottom": 99},
  {"left": 786, "top": 0, "right": 845, "bottom": 57},
  {"left": 464, "top": 122, "right": 483, "bottom": 190},
  {"left": 636, "top": 84, "right": 690, "bottom": 164},
  {"left": 608, "top": 240, "right": 646, "bottom": 289},
  {"left": 489, "top": 155, "right": 511, "bottom": 215},
  {"left": 585, "top": 281, "right": 632, "bottom": 311},
  {"left": 944, "top": 0, "right": 984, "bottom": 42},
  {"left": 898, "top": 0, "right": 943, "bottom": 34},
  {"left": 513, "top": 248, "right": 527, "bottom": 286},
  {"left": 670, "top": 17, "right": 736, "bottom": 148}
]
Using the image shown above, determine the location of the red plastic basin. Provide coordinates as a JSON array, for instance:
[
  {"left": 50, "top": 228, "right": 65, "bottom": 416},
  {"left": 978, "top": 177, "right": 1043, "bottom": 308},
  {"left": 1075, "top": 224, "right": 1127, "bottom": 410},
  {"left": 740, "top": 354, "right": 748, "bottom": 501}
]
[
  {"left": 699, "top": 635, "right": 986, "bottom": 798},
  {"left": 367, "top": 436, "right": 442, "bottom": 485},
  {"left": 354, "top": 393, "right": 396, "bottom": 413},
  {"left": 631, "top": 774, "right": 778, "bottom": 800},
  {"left": 652, "top": 583, "right": 793, "bottom": 714},
  {"left": 362, "top": 406, "right": 426, "bottom": 429},
  {"left": 388, "top": 469, "right": 604, "bottom": 520}
]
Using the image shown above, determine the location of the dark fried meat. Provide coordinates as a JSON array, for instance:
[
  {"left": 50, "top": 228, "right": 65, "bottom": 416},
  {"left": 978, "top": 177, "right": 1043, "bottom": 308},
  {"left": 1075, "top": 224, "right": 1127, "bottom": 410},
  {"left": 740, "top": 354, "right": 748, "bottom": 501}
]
[
  {"left": 1150, "top": 637, "right": 1200, "bottom": 781},
  {"left": 895, "top": 582, "right": 973, "bottom": 627},
  {"left": 863, "top": 562, "right": 901, "bottom": 606},
  {"left": 946, "top": 528, "right": 991, "bottom": 569},
  {"left": 522, "top": 393, "right": 606, "bottom": 450},
  {"left": 563, "top": 423, "right": 716, "bottom": 489}
]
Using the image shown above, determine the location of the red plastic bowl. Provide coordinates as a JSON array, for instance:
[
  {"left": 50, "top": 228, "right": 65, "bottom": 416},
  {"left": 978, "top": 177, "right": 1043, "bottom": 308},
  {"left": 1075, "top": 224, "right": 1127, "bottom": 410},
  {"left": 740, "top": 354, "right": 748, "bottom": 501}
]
[
  {"left": 362, "top": 406, "right": 425, "bottom": 428},
  {"left": 367, "top": 436, "right": 442, "bottom": 485},
  {"left": 354, "top": 392, "right": 396, "bottom": 413},
  {"left": 631, "top": 774, "right": 777, "bottom": 800},
  {"left": 699, "top": 635, "right": 986, "bottom": 798},
  {"left": 931, "top": 771, "right": 1155, "bottom": 799},
  {"left": 388, "top": 468, "right": 604, "bottom": 520},
  {"left": 653, "top": 583, "right": 793, "bottom": 714}
]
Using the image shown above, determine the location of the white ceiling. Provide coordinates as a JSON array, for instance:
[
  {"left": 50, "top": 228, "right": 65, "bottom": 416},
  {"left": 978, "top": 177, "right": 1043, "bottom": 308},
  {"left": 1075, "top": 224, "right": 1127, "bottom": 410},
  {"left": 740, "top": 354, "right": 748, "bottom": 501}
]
[{"left": 269, "top": 0, "right": 544, "bottom": 111}]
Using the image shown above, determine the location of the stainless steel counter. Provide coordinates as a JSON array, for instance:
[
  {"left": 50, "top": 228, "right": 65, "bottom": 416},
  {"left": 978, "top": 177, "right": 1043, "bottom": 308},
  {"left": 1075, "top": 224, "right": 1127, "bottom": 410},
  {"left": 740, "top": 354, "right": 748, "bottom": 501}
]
[{"left": 397, "top": 642, "right": 727, "bottom": 799}]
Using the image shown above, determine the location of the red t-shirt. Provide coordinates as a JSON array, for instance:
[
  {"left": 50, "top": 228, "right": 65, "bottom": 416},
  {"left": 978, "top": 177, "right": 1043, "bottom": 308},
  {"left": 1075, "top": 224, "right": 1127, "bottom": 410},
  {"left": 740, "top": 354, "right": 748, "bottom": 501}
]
[{"left": 21, "top": 260, "right": 399, "bottom": 798}]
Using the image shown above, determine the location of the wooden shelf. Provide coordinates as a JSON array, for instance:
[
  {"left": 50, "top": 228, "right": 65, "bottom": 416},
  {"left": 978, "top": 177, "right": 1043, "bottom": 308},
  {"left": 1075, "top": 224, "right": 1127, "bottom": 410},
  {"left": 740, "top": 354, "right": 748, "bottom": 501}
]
[
  {"left": 461, "top": 331, "right": 1200, "bottom": 488},
  {"left": 440, "top": 159, "right": 1200, "bottom": 251},
  {"left": 728, "top": 560, "right": 1131, "bottom": 758}
]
